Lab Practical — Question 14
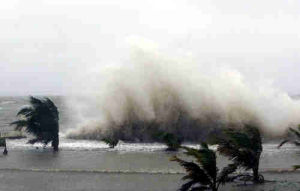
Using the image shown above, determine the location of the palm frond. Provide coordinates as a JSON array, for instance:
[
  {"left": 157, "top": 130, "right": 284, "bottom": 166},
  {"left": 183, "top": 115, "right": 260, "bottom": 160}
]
[
  {"left": 224, "top": 129, "right": 252, "bottom": 148},
  {"left": 102, "top": 137, "right": 119, "bottom": 148},
  {"left": 179, "top": 180, "right": 198, "bottom": 191},
  {"left": 155, "top": 132, "right": 182, "bottom": 151},
  {"left": 217, "top": 163, "right": 237, "bottom": 185},
  {"left": 293, "top": 165, "right": 300, "bottom": 170},
  {"left": 278, "top": 139, "right": 290, "bottom": 148},
  {"left": 45, "top": 98, "right": 59, "bottom": 120},
  {"left": 278, "top": 126, "right": 300, "bottom": 148},
  {"left": 27, "top": 138, "right": 40, "bottom": 144},
  {"left": 189, "top": 186, "right": 208, "bottom": 191},
  {"left": 10, "top": 120, "right": 28, "bottom": 131},
  {"left": 170, "top": 156, "right": 211, "bottom": 186},
  {"left": 17, "top": 107, "right": 33, "bottom": 117},
  {"left": 0, "top": 138, "right": 6, "bottom": 147},
  {"left": 11, "top": 96, "right": 59, "bottom": 150},
  {"left": 217, "top": 125, "right": 263, "bottom": 183},
  {"left": 218, "top": 139, "right": 251, "bottom": 168},
  {"left": 171, "top": 143, "right": 237, "bottom": 191},
  {"left": 289, "top": 128, "right": 300, "bottom": 139},
  {"left": 218, "top": 126, "right": 262, "bottom": 162},
  {"left": 29, "top": 96, "right": 43, "bottom": 107},
  {"left": 200, "top": 142, "right": 209, "bottom": 149},
  {"left": 244, "top": 124, "right": 262, "bottom": 151},
  {"left": 182, "top": 145, "right": 217, "bottom": 181}
]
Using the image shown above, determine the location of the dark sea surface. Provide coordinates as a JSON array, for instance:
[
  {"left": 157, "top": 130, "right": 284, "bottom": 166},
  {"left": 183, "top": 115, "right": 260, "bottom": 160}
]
[{"left": 0, "top": 96, "right": 300, "bottom": 191}]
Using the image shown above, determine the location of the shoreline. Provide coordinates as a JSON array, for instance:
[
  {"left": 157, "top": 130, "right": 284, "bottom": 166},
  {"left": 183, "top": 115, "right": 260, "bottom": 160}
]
[{"left": 0, "top": 170, "right": 299, "bottom": 191}]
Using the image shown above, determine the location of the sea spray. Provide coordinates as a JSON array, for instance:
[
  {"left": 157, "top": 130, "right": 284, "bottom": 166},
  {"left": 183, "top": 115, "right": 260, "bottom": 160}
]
[{"left": 65, "top": 39, "right": 300, "bottom": 142}]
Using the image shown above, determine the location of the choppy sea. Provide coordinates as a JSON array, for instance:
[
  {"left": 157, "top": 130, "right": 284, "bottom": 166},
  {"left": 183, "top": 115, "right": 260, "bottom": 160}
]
[{"left": 0, "top": 96, "right": 299, "bottom": 191}]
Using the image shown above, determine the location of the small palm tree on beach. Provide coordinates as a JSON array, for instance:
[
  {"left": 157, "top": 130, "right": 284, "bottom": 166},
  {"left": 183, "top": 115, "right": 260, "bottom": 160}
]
[
  {"left": 161, "top": 132, "right": 182, "bottom": 151},
  {"left": 10, "top": 96, "right": 59, "bottom": 151},
  {"left": 278, "top": 125, "right": 300, "bottom": 170},
  {"left": 0, "top": 138, "right": 7, "bottom": 155},
  {"left": 217, "top": 124, "right": 264, "bottom": 183},
  {"left": 102, "top": 137, "right": 119, "bottom": 148},
  {"left": 171, "top": 143, "right": 237, "bottom": 191},
  {"left": 155, "top": 131, "right": 182, "bottom": 151},
  {"left": 278, "top": 125, "right": 300, "bottom": 148}
]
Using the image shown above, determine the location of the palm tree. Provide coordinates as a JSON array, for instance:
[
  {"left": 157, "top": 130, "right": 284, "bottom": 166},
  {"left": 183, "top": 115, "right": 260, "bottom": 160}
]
[
  {"left": 0, "top": 138, "right": 7, "bottom": 155},
  {"left": 155, "top": 131, "right": 182, "bottom": 151},
  {"left": 10, "top": 96, "right": 59, "bottom": 151},
  {"left": 102, "top": 137, "right": 119, "bottom": 148},
  {"left": 278, "top": 125, "right": 300, "bottom": 170},
  {"left": 278, "top": 125, "right": 300, "bottom": 148},
  {"left": 161, "top": 132, "right": 182, "bottom": 151},
  {"left": 171, "top": 143, "right": 237, "bottom": 191},
  {"left": 217, "top": 124, "right": 264, "bottom": 183}
]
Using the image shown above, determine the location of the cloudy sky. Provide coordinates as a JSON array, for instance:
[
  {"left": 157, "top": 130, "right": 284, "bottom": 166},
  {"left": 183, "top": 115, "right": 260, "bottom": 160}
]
[{"left": 0, "top": 0, "right": 299, "bottom": 95}]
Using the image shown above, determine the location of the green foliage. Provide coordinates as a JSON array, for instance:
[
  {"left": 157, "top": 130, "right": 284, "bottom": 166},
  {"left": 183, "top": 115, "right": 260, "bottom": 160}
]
[
  {"left": 155, "top": 132, "right": 182, "bottom": 151},
  {"left": 0, "top": 138, "right": 6, "bottom": 147},
  {"left": 217, "top": 124, "right": 263, "bottom": 183},
  {"left": 278, "top": 125, "right": 300, "bottom": 170},
  {"left": 10, "top": 96, "right": 59, "bottom": 151},
  {"left": 293, "top": 165, "right": 300, "bottom": 170},
  {"left": 278, "top": 125, "right": 300, "bottom": 148},
  {"left": 171, "top": 143, "right": 237, "bottom": 191},
  {"left": 102, "top": 137, "right": 119, "bottom": 148}
]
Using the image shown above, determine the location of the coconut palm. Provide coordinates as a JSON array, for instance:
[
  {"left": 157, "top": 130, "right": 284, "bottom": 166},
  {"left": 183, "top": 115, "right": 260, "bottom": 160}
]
[
  {"left": 278, "top": 125, "right": 300, "bottom": 148},
  {"left": 102, "top": 137, "right": 119, "bottom": 148},
  {"left": 161, "top": 132, "right": 182, "bottom": 151},
  {"left": 10, "top": 96, "right": 59, "bottom": 151},
  {"left": 278, "top": 125, "right": 300, "bottom": 170},
  {"left": 217, "top": 124, "right": 264, "bottom": 183},
  {"left": 155, "top": 131, "right": 182, "bottom": 151},
  {"left": 292, "top": 165, "right": 300, "bottom": 170},
  {"left": 171, "top": 143, "right": 237, "bottom": 191},
  {"left": 0, "top": 138, "right": 7, "bottom": 155}
]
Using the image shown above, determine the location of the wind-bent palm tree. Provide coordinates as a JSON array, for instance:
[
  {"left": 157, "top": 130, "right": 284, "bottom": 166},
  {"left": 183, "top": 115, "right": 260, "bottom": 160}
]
[
  {"left": 278, "top": 125, "right": 300, "bottom": 170},
  {"left": 217, "top": 124, "right": 264, "bottom": 183},
  {"left": 10, "top": 96, "right": 59, "bottom": 151},
  {"left": 161, "top": 132, "right": 182, "bottom": 151},
  {"left": 171, "top": 143, "right": 237, "bottom": 191},
  {"left": 155, "top": 131, "right": 182, "bottom": 151},
  {"left": 278, "top": 125, "right": 300, "bottom": 148},
  {"left": 102, "top": 137, "right": 119, "bottom": 148},
  {"left": 0, "top": 138, "right": 7, "bottom": 155}
]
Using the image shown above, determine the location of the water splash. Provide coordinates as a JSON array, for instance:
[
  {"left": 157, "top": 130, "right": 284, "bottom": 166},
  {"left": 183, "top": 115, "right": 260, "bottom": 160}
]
[{"left": 65, "top": 39, "right": 300, "bottom": 141}]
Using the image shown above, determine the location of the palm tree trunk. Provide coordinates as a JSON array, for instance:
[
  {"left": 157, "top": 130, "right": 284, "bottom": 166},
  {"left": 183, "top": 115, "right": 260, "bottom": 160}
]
[
  {"left": 3, "top": 139, "right": 7, "bottom": 155},
  {"left": 212, "top": 180, "right": 218, "bottom": 191},
  {"left": 52, "top": 133, "right": 59, "bottom": 151},
  {"left": 3, "top": 146, "right": 7, "bottom": 155},
  {"left": 252, "top": 162, "right": 260, "bottom": 183}
]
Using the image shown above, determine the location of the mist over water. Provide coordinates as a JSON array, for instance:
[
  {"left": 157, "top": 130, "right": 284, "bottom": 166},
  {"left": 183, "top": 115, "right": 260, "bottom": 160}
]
[{"left": 65, "top": 39, "right": 300, "bottom": 141}]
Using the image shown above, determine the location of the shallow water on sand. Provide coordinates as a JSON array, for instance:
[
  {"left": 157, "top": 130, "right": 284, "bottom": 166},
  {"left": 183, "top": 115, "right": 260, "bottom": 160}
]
[
  {"left": 0, "top": 170, "right": 299, "bottom": 191},
  {"left": 3, "top": 138, "right": 300, "bottom": 172},
  {"left": 0, "top": 140, "right": 299, "bottom": 191},
  {"left": 1, "top": 96, "right": 300, "bottom": 190}
]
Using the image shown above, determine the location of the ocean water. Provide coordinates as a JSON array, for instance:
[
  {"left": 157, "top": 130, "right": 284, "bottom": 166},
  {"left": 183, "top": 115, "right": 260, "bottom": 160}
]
[{"left": 0, "top": 96, "right": 300, "bottom": 191}]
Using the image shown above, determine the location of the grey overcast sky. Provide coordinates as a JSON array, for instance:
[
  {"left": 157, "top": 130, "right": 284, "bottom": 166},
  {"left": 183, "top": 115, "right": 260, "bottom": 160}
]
[{"left": 0, "top": 0, "right": 299, "bottom": 95}]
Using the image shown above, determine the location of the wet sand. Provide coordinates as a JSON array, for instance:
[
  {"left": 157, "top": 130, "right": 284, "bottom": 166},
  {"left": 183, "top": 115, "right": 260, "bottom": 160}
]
[
  {"left": 0, "top": 170, "right": 299, "bottom": 191},
  {"left": 0, "top": 145, "right": 299, "bottom": 191}
]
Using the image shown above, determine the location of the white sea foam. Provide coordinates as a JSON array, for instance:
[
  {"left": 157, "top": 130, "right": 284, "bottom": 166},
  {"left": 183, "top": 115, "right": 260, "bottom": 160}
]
[{"left": 64, "top": 39, "right": 300, "bottom": 140}]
